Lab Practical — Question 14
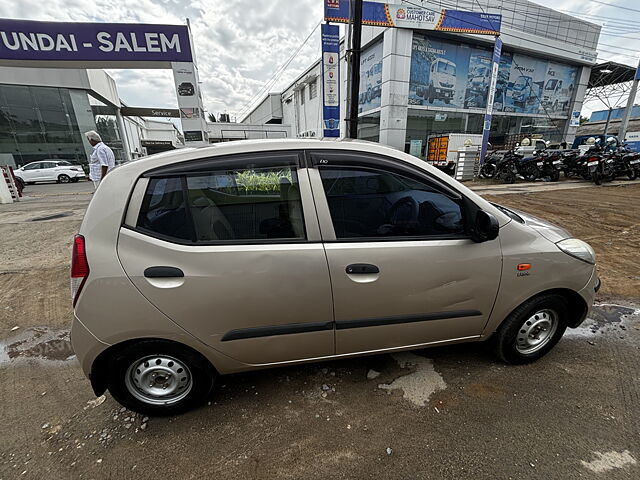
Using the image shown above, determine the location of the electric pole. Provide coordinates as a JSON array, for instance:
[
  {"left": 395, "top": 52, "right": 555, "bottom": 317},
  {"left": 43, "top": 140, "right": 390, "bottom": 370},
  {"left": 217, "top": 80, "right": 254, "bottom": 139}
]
[{"left": 348, "top": 0, "right": 363, "bottom": 139}]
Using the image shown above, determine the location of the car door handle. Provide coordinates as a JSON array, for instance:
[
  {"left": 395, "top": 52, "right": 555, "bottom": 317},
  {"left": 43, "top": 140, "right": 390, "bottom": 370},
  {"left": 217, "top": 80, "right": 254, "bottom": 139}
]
[
  {"left": 144, "top": 266, "right": 184, "bottom": 278},
  {"left": 346, "top": 264, "right": 380, "bottom": 274}
]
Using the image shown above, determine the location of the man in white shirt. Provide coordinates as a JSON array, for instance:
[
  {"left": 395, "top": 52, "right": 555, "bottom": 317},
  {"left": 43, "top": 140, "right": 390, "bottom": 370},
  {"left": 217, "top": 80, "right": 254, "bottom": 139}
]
[{"left": 85, "top": 130, "right": 115, "bottom": 189}]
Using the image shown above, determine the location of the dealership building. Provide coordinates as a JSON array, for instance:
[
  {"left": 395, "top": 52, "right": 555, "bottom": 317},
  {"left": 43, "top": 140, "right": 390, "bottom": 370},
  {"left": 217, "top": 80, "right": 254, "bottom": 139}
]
[
  {"left": 0, "top": 66, "right": 184, "bottom": 168},
  {"left": 243, "top": 0, "right": 601, "bottom": 153}
]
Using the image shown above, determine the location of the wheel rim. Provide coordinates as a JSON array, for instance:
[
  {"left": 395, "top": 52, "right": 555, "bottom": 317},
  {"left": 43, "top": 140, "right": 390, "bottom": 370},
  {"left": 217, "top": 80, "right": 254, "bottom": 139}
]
[
  {"left": 515, "top": 309, "right": 558, "bottom": 354},
  {"left": 124, "top": 355, "right": 193, "bottom": 405},
  {"left": 59, "top": 175, "right": 70, "bottom": 183}
]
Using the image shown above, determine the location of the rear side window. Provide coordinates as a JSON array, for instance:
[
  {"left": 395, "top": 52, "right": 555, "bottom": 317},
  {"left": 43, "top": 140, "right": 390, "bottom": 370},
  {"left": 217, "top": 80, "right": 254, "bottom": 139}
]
[
  {"left": 137, "top": 177, "right": 192, "bottom": 241},
  {"left": 319, "top": 166, "right": 465, "bottom": 239},
  {"left": 136, "top": 165, "right": 305, "bottom": 243}
]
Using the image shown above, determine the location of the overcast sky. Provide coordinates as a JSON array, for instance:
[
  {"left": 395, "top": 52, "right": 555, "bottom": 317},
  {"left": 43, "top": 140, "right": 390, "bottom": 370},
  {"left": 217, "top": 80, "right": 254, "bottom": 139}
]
[{"left": 1, "top": 0, "right": 638, "bottom": 121}]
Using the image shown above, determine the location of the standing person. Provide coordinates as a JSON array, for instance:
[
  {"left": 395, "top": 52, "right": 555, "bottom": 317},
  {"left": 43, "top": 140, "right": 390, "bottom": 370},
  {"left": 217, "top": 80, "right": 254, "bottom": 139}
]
[{"left": 85, "top": 130, "right": 115, "bottom": 189}]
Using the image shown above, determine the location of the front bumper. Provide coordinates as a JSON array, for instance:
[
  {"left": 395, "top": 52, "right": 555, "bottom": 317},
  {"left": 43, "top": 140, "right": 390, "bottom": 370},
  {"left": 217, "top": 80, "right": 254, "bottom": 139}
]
[{"left": 572, "top": 268, "right": 600, "bottom": 328}]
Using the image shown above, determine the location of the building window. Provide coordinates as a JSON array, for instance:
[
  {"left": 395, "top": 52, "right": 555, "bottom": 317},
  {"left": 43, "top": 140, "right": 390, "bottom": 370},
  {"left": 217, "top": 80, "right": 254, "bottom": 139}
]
[
  {"left": 300, "top": 86, "right": 305, "bottom": 105},
  {"left": 309, "top": 80, "right": 317, "bottom": 100}
]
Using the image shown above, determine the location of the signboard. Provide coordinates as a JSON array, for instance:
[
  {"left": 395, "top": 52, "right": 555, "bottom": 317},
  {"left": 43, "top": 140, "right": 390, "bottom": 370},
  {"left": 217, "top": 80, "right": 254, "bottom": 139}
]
[
  {"left": 570, "top": 111, "right": 581, "bottom": 127},
  {"left": 321, "top": 24, "right": 340, "bottom": 138},
  {"left": 324, "top": 0, "right": 501, "bottom": 35},
  {"left": 480, "top": 37, "right": 502, "bottom": 164},
  {"left": 0, "top": 19, "right": 192, "bottom": 64},
  {"left": 409, "top": 139, "right": 422, "bottom": 157},
  {"left": 624, "top": 131, "right": 640, "bottom": 152},
  {"left": 359, "top": 41, "right": 383, "bottom": 113},
  {"left": 121, "top": 107, "right": 179, "bottom": 117},
  {"left": 141, "top": 139, "right": 173, "bottom": 147},
  {"left": 408, "top": 33, "right": 577, "bottom": 115},
  {"left": 172, "top": 61, "right": 208, "bottom": 144}
]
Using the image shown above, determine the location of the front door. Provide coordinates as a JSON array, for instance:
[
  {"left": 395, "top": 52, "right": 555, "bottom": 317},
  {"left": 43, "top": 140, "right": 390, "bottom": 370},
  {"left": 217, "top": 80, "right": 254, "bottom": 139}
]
[
  {"left": 21, "top": 162, "right": 42, "bottom": 181},
  {"left": 117, "top": 151, "right": 334, "bottom": 365},
  {"left": 308, "top": 151, "right": 502, "bottom": 355}
]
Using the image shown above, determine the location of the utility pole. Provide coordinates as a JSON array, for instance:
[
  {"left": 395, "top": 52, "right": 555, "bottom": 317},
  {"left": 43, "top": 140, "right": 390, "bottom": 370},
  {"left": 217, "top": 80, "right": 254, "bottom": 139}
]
[
  {"left": 618, "top": 58, "right": 640, "bottom": 143},
  {"left": 603, "top": 107, "right": 613, "bottom": 138},
  {"left": 347, "top": 0, "right": 363, "bottom": 139}
]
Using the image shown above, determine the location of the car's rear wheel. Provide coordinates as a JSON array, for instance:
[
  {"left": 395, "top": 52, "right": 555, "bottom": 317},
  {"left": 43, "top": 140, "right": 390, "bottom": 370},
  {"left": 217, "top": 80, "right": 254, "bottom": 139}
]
[
  {"left": 492, "top": 294, "right": 569, "bottom": 364},
  {"left": 58, "top": 174, "right": 71, "bottom": 183},
  {"left": 106, "top": 340, "right": 215, "bottom": 416}
]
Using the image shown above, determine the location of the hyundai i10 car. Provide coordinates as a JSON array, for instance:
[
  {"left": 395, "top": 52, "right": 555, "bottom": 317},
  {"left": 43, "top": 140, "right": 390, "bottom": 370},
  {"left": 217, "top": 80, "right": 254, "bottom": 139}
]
[{"left": 70, "top": 139, "right": 599, "bottom": 415}]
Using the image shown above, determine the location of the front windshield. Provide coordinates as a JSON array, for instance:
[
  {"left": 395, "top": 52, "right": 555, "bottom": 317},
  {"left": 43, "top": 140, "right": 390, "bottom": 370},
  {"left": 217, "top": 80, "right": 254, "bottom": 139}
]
[
  {"left": 514, "top": 77, "right": 530, "bottom": 89},
  {"left": 437, "top": 61, "right": 456, "bottom": 75},
  {"left": 545, "top": 79, "right": 558, "bottom": 90}
]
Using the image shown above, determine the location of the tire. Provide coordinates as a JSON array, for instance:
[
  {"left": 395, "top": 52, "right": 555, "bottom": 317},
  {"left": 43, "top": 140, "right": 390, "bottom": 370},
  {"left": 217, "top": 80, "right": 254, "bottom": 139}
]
[
  {"left": 492, "top": 294, "right": 569, "bottom": 364},
  {"left": 550, "top": 170, "right": 560, "bottom": 182},
  {"left": 593, "top": 171, "right": 601, "bottom": 185},
  {"left": 57, "top": 174, "right": 71, "bottom": 183},
  {"left": 105, "top": 339, "right": 215, "bottom": 416},
  {"left": 627, "top": 167, "right": 637, "bottom": 180},
  {"left": 503, "top": 171, "right": 516, "bottom": 184}
]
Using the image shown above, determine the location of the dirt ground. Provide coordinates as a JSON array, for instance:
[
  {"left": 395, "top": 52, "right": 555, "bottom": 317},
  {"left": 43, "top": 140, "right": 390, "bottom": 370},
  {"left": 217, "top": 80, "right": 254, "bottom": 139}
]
[{"left": 1, "top": 180, "right": 639, "bottom": 480}]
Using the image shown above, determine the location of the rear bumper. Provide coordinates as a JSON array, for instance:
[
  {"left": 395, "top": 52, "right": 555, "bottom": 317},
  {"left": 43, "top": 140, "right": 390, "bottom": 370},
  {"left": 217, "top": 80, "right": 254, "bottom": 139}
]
[{"left": 70, "top": 315, "right": 110, "bottom": 378}]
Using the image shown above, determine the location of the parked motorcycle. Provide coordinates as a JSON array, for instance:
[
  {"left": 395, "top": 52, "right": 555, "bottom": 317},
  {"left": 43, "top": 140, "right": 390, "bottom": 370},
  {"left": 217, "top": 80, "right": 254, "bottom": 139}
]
[{"left": 536, "top": 150, "right": 562, "bottom": 182}]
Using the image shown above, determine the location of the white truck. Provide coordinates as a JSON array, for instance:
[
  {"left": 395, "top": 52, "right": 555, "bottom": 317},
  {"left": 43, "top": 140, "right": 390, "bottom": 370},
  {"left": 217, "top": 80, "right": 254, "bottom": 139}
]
[{"left": 426, "top": 58, "right": 457, "bottom": 105}]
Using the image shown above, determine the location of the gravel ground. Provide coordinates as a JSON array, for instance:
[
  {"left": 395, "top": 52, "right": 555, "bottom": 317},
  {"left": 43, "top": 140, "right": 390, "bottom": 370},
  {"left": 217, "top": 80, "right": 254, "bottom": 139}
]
[{"left": 0, "top": 180, "right": 638, "bottom": 480}]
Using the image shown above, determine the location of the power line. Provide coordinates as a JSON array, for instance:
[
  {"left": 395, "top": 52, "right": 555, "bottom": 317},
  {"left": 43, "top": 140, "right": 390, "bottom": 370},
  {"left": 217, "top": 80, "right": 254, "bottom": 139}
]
[{"left": 235, "top": 20, "right": 322, "bottom": 120}]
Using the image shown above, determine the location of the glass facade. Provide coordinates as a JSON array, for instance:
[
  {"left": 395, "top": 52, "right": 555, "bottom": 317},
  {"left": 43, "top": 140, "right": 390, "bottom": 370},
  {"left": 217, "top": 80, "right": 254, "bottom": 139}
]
[{"left": 0, "top": 84, "right": 88, "bottom": 166}]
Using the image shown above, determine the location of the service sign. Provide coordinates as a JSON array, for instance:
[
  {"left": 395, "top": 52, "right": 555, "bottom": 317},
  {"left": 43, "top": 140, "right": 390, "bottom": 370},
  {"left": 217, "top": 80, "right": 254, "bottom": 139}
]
[
  {"left": 324, "top": 0, "right": 501, "bottom": 35},
  {"left": 0, "top": 18, "right": 192, "bottom": 63}
]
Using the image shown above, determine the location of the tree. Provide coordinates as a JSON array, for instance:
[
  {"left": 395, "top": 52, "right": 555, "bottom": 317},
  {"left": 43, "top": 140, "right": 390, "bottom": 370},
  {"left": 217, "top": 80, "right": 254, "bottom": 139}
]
[
  {"left": 207, "top": 112, "right": 217, "bottom": 122},
  {"left": 580, "top": 116, "right": 589, "bottom": 125}
]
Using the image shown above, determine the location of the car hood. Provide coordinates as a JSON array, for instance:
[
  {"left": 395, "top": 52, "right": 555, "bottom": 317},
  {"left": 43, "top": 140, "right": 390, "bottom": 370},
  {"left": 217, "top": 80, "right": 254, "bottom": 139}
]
[{"left": 510, "top": 208, "right": 572, "bottom": 243}]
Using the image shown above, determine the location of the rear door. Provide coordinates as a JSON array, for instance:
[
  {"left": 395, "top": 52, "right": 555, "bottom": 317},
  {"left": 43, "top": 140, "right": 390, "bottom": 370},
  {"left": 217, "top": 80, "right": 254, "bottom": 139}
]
[
  {"left": 308, "top": 150, "right": 502, "bottom": 355},
  {"left": 39, "top": 161, "right": 57, "bottom": 181},
  {"left": 117, "top": 151, "right": 335, "bottom": 365}
]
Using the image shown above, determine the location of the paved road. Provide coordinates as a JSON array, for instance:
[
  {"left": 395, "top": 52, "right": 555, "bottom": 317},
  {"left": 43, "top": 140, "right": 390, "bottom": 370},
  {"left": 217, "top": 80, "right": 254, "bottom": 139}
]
[{"left": 1, "top": 179, "right": 638, "bottom": 480}]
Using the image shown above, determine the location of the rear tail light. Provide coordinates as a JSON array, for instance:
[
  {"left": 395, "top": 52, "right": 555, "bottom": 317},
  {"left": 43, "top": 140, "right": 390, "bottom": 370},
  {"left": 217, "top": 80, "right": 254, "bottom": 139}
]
[{"left": 71, "top": 235, "right": 89, "bottom": 306}]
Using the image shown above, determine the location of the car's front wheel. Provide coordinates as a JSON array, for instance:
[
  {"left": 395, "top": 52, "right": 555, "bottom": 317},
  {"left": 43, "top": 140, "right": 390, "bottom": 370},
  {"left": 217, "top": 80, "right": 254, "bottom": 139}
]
[
  {"left": 106, "top": 340, "right": 215, "bottom": 416},
  {"left": 493, "top": 294, "right": 569, "bottom": 364}
]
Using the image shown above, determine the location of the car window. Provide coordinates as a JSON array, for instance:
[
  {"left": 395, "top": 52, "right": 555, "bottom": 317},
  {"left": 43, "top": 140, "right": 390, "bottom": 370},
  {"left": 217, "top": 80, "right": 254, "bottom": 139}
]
[
  {"left": 137, "top": 165, "right": 305, "bottom": 243},
  {"left": 185, "top": 166, "right": 304, "bottom": 241},
  {"left": 23, "top": 162, "right": 41, "bottom": 170},
  {"left": 137, "top": 177, "right": 192, "bottom": 241},
  {"left": 319, "top": 166, "right": 465, "bottom": 239},
  {"left": 41, "top": 162, "right": 56, "bottom": 169}
]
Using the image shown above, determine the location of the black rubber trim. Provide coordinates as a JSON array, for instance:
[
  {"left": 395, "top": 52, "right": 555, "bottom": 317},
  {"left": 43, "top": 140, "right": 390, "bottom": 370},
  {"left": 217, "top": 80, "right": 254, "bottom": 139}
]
[
  {"left": 143, "top": 266, "right": 184, "bottom": 278},
  {"left": 335, "top": 310, "right": 482, "bottom": 330},
  {"left": 221, "top": 321, "right": 334, "bottom": 341}
]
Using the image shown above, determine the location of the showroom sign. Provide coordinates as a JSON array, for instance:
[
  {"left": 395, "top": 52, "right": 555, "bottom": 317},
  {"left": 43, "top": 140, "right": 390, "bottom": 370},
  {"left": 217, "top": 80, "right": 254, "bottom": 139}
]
[
  {"left": 321, "top": 24, "right": 340, "bottom": 138},
  {"left": 324, "top": 0, "right": 501, "bottom": 35},
  {"left": 0, "top": 19, "right": 192, "bottom": 62}
]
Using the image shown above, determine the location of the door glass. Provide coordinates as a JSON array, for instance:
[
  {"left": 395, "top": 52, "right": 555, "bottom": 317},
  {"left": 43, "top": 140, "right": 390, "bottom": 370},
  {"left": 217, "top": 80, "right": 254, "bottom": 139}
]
[
  {"left": 185, "top": 166, "right": 305, "bottom": 241},
  {"left": 319, "top": 167, "right": 464, "bottom": 239},
  {"left": 23, "top": 162, "right": 41, "bottom": 170},
  {"left": 137, "top": 177, "right": 192, "bottom": 241}
]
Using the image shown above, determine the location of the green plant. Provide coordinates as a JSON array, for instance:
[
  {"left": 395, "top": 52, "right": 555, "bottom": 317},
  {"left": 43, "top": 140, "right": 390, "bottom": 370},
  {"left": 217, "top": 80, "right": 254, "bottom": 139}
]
[{"left": 235, "top": 169, "right": 293, "bottom": 194}]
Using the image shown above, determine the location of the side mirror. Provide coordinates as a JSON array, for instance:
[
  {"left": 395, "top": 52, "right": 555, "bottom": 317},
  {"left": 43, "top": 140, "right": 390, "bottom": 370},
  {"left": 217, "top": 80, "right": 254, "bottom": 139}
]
[{"left": 471, "top": 210, "right": 499, "bottom": 243}]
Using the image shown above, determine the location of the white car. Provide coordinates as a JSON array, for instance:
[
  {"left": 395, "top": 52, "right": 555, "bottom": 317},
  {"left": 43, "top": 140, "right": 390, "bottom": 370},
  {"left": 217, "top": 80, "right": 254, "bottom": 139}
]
[{"left": 14, "top": 160, "right": 87, "bottom": 185}]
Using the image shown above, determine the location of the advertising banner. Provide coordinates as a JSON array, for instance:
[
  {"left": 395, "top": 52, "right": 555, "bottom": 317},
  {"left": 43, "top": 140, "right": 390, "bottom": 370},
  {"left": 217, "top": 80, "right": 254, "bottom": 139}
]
[
  {"left": 172, "top": 61, "right": 208, "bottom": 144},
  {"left": 480, "top": 37, "right": 502, "bottom": 163},
  {"left": 321, "top": 24, "right": 340, "bottom": 138},
  {"left": 324, "top": 0, "right": 501, "bottom": 35},
  {"left": 570, "top": 111, "right": 581, "bottom": 127},
  {"left": 0, "top": 19, "right": 192, "bottom": 64},
  {"left": 358, "top": 41, "right": 383, "bottom": 113},
  {"left": 409, "top": 33, "right": 578, "bottom": 116}
]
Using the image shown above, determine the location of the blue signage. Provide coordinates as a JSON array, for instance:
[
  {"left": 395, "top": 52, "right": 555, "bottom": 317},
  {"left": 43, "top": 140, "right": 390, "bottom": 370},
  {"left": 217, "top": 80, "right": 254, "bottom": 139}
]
[
  {"left": 0, "top": 19, "right": 193, "bottom": 63},
  {"left": 321, "top": 24, "right": 340, "bottom": 138},
  {"left": 324, "top": 0, "right": 501, "bottom": 35},
  {"left": 480, "top": 37, "right": 502, "bottom": 164}
]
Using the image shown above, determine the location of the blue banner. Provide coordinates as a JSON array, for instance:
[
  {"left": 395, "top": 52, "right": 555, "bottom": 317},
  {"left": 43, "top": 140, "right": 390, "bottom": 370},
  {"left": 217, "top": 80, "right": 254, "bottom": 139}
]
[
  {"left": 480, "top": 37, "right": 502, "bottom": 164},
  {"left": 324, "top": 0, "right": 501, "bottom": 35},
  {"left": 321, "top": 24, "right": 340, "bottom": 138},
  {"left": 0, "top": 19, "right": 192, "bottom": 63}
]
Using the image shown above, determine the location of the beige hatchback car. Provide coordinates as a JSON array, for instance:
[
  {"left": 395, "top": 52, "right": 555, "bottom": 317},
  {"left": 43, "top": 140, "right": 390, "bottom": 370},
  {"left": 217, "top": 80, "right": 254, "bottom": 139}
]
[{"left": 70, "top": 139, "right": 599, "bottom": 415}]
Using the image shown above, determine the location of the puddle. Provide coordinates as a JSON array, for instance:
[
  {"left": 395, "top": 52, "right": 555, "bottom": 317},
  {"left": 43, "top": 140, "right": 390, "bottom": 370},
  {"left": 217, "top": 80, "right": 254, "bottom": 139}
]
[
  {"left": 0, "top": 327, "right": 75, "bottom": 366},
  {"left": 29, "top": 211, "right": 73, "bottom": 221},
  {"left": 377, "top": 353, "right": 446, "bottom": 407},
  {"left": 565, "top": 302, "right": 640, "bottom": 339}
]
